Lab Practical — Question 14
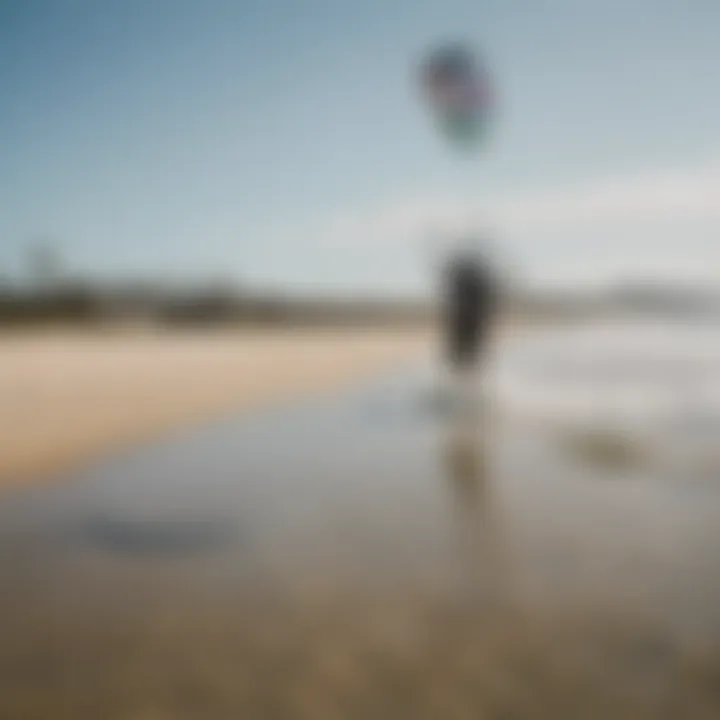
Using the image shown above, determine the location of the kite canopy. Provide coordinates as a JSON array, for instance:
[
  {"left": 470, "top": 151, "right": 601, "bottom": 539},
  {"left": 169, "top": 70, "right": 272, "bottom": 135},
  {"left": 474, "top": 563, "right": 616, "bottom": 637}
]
[{"left": 419, "top": 42, "right": 494, "bottom": 153}]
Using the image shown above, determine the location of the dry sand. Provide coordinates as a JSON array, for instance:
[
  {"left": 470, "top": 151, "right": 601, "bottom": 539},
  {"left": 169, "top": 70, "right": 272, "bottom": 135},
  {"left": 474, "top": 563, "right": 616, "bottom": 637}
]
[{"left": 0, "top": 326, "right": 429, "bottom": 490}]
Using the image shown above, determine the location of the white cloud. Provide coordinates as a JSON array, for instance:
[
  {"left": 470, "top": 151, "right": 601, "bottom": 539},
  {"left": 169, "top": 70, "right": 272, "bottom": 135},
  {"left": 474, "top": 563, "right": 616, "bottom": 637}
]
[
  {"left": 497, "top": 161, "right": 720, "bottom": 235},
  {"left": 260, "top": 153, "right": 720, "bottom": 288},
  {"left": 310, "top": 155, "right": 720, "bottom": 247}
]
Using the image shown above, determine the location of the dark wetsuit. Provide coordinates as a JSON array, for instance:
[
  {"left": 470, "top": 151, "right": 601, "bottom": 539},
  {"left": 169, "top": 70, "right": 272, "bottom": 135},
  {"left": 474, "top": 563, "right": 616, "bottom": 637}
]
[{"left": 441, "top": 253, "right": 497, "bottom": 371}]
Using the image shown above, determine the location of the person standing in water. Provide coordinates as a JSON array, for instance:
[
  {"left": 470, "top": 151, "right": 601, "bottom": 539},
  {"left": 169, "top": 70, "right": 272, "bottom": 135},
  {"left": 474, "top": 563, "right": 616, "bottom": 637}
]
[{"left": 440, "top": 239, "right": 499, "bottom": 401}]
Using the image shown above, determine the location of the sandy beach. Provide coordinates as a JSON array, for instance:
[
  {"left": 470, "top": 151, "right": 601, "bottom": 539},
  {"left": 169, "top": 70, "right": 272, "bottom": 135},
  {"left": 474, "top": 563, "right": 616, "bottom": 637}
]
[{"left": 0, "top": 327, "right": 429, "bottom": 490}]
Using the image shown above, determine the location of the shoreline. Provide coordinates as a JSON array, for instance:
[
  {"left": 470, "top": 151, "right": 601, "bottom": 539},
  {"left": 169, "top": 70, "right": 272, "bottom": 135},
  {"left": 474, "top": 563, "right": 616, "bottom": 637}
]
[{"left": 0, "top": 327, "right": 430, "bottom": 492}]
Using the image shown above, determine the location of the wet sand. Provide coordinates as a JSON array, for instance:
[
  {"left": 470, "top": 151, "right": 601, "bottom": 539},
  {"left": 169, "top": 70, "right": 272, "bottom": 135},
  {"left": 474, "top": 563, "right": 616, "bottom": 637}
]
[
  {"left": 1, "top": 322, "right": 720, "bottom": 718},
  {"left": 0, "top": 327, "right": 428, "bottom": 489}
]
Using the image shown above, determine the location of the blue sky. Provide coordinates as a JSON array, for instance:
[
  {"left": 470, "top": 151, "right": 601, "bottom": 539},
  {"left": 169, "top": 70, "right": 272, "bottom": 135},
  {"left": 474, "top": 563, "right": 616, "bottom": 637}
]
[{"left": 1, "top": 0, "right": 719, "bottom": 294}]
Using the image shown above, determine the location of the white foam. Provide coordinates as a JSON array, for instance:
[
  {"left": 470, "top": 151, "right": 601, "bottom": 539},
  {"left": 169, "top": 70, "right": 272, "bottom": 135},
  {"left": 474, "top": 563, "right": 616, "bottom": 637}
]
[{"left": 492, "top": 319, "right": 720, "bottom": 433}]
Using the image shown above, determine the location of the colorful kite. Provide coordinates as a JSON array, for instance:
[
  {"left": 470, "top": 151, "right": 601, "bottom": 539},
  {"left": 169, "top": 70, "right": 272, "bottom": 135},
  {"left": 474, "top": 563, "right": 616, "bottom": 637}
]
[{"left": 419, "top": 42, "right": 494, "bottom": 152}]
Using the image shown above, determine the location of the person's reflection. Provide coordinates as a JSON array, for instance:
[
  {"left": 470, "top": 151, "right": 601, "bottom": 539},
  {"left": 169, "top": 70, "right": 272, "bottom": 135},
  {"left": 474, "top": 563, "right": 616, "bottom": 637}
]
[
  {"left": 441, "top": 415, "right": 510, "bottom": 607},
  {"left": 443, "top": 414, "right": 490, "bottom": 521},
  {"left": 445, "top": 422, "right": 486, "bottom": 506}
]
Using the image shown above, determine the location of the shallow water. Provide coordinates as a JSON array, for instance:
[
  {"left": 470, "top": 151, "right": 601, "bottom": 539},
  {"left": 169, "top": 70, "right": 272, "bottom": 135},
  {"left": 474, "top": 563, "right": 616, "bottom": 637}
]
[{"left": 2, "top": 319, "right": 720, "bottom": 718}]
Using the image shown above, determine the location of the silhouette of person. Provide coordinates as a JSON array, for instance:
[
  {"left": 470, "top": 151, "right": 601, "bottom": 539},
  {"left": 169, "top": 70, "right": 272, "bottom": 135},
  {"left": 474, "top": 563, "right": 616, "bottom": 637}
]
[
  {"left": 442, "top": 244, "right": 497, "bottom": 370},
  {"left": 439, "top": 240, "right": 499, "bottom": 405}
]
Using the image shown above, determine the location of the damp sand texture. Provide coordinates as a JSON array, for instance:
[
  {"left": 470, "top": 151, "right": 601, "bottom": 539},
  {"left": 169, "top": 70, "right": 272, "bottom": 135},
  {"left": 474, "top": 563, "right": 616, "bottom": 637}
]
[{"left": 0, "top": 327, "right": 429, "bottom": 489}]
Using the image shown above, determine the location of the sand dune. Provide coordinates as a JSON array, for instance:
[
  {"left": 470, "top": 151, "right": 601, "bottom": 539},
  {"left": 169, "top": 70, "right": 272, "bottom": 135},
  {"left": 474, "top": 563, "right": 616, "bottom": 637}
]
[{"left": 0, "top": 327, "right": 429, "bottom": 490}]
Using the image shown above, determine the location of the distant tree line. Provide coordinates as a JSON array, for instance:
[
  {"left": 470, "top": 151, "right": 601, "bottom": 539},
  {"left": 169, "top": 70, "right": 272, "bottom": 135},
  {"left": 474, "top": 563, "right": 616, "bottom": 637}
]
[
  {"left": 3, "top": 242, "right": 718, "bottom": 329},
  {"left": 0, "top": 279, "right": 432, "bottom": 328},
  {"left": 3, "top": 279, "right": 718, "bottom": 328},
  {"left": 0, "top": 284, "right": 102, "bottom": 324}
]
